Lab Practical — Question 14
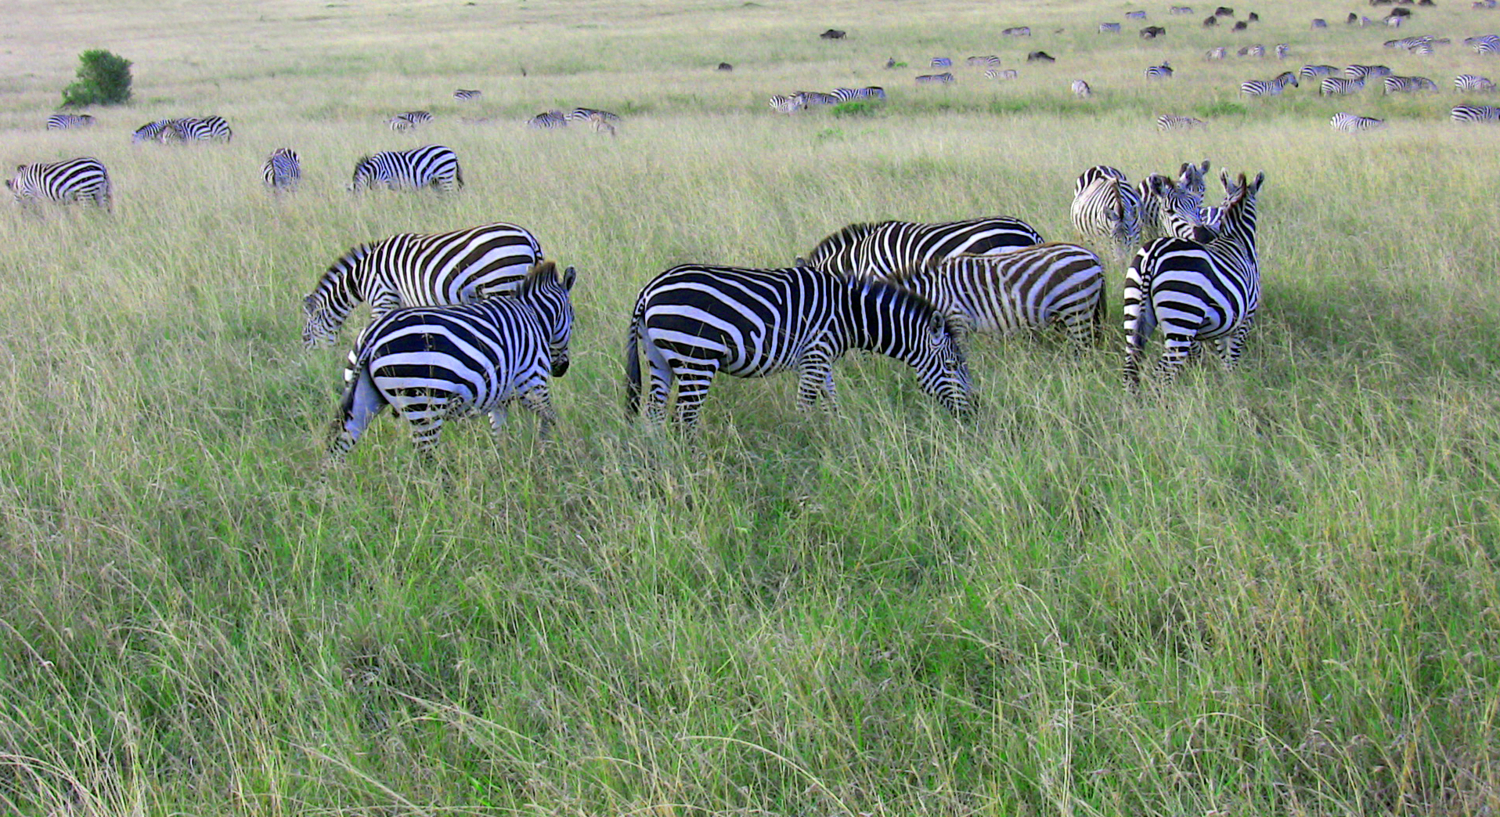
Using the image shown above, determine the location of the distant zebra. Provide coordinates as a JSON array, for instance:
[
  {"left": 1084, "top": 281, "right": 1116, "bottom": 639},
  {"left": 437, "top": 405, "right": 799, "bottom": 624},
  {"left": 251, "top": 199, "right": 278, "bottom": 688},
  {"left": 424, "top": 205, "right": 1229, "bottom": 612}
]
[
  {"left": 1467, "top": 34, "right": 1500, "bottom": 52},
  {"left": 1386, "top": 35, "right": 1434, "bottom": 50},
  {"left": 916, "top": 72, "right": 956, "bottom": 84},
  {"left": 893, "top": 244, "right": 1107, "bottom": 347},
  {"left": 1455, "top": 73, "right": 1497, "bottom": 91},
  {"left": 1206, "top": 46, "right": 1228, "bottom": 59},
  {"left": 1452, "top": 103, "right": 1500, "bottom": 121},
  {"left": 624, "top": 265, "right": 972, "bottom": 427},
  {"left": 1003, "top": 26, "right": 1032, "bottom": 36},
  {"left": 1320, "top": 76, "right": 1367, "bottom": 95},
  {"left": 388, "top": 111, "right": 434, "bottom": 131},
  {"left": 583, "top": 113, "right": 617, "bottom": 136},
  {"left": 1145, "top": 62, "right": 1174, "bottom": 79},
  {"left": 770, "top": 94, "right": 805, "bottom": 114},
  {"left": 261, "top": 148, "right": 301, "bottom": 192},
  {"left": 803, "top": 217, "right": 1045, "bottom": 280},
  {"left": 1240, "top": 44, "right": 1266, "bottom": 57},
  {"left": 131, "top": 119, "right": 177, "bottom": 143},
  {"left": 1171, "top": 6, "right": 1195, "bottom": 13},
  {"left": 1275, "top": 43, "right": 1290, "bottom": 58},
  {"left": 831, "top": 86, "right": 887, "bottom": 101},
  {"left": 986, "top": 68, "right": 1021, "bottom": 79},
  {"left": 1299, "top": 64, "right": 1340, "bottom": 80},
  {"left": 565, "top": 107, "right": 623, "bottom": 124},
  {"left": 348, "top": 145, "right": 463, "bottom": 193},
  {"left": 1126, "top": 10, "right": 1148, "bottom": 19},
  {"left": 157, "top": 116, "right": 233, "bottom": 144},
  {"left": 5, "top": 157, "right": 111, "bottom": 211},
  {"left": 796, "top": 91, "right": 841, "bottom": 107},
  {"left": 1156, "top": 113, "right": 1208, "bottom": 130},
  {"left": 1100, "top": 22, "right": 1123, "bottom": 32},
  {"left": 327, "top": 261, "right": 577, "bottom": 460},
  {"left": 932, "top": 57, "right": 953, "bottom": 67},
  {"left": 1072, "top": 79, "right": 1093, "bottom": 97},
  {"left": 1383, "top": 75, "right": 1439, "bottom": 93},
  {"left": 1409, "top": 39, "right": 1436, "bottom": 55},
  {"left": 1123, "top": 171, "right": 1265, "bottom": 391},
  {"left": 1345, "top": 64, "right": 1393, "bottom": 79},
  {"left": 46, "top": 114, "right": 95, "bottom": 130},
  {"left": 302, "top": 221, "right": 545, "bottom": 348},
  {"left": 1312, "top": 18, "right": 1328, "bottom": 27},
  {"left": 526, "top": 110, "right": 569, "bottom": 128},
  {"left": 967, "top": 56, "right": 1002, "bottom": 66},
  {"left": 453, "top": 89, "right": 482, "bottom": 101},
  {"left": 1330, "top": 112, "right": 1387, "bottom": 132},
  {"left": 1241, "top": 71, "right": 1299, "bottom": 96}
]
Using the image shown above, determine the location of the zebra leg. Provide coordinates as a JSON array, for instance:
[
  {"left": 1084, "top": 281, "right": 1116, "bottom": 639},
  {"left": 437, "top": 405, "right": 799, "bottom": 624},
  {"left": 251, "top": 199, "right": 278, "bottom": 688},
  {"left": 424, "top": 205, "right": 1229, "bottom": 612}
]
[
  {"left": 642, "top": 339, "right": 674, "bottom": 425},
  {"left": 519, "top": 387, "right": 559, "bottom": 439},
  {"left": 488, "top": 404, "right": 509, "bottom": 436},
  {"left": 1122, "top": 268, "right": 1157, "bottom": 392},
  {"left": 796, "top": 353, "right": 837, "bottom": 412},
  {"left": 1216, "top": 323, "right": 1254, "bottom": 370},
  {"left": 326, "top": 366, "right": 388, "bottom": 463},
  {"left": 393, "top": 392, "right": 454, "bottom": 458},
  {"left": 672, "top": 363, "right": 720, "bottom": 429},
  {"left": 1153, "top": 332, "right": 1199, "bottom": 386}
]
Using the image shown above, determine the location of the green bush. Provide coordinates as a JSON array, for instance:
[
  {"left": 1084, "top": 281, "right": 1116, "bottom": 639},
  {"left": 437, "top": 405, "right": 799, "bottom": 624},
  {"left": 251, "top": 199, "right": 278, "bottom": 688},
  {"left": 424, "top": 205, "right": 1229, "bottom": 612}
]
[
  {"left": 61, "top": 49, "right": 132, "bottom": 107},
  {"left": 832, "top": 100, "right": 883, "bottom": 118}
]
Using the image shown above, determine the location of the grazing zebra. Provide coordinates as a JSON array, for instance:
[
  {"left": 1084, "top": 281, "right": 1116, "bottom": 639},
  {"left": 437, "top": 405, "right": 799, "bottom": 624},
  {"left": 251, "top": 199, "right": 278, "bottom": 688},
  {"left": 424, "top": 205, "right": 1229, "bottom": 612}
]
[
  {"left": 1002, "top": 26, "right": 1032, "bottom": 36},
  {"left": 1452, "top": 103, "right": 1500, "bottom": 121},
  {"left": 796, "top": 91, "right": 841, "bottom": 107},
  {"left": 931, "top": 57, "right": 953, "bottom": 67},
  {"left": 1299, "top": 64, "right": 1340, "bottom": 80},
  {"left": 966, "top": 56, "right": 1002, "bottom": 67},
  {"left": 1156, "top": 113, "right": 1208, "bottom": 130},
  {"left": 1123, "top": 171, "right": 1265, "bottom": 391},
  {"left": 6, "top": 157, "right": 111, "bottom": 211},
  {"left": 526, "top": 110, "right": 569, "bottom": 128},
  {"left": 1383, "top": 75, "right": 1439, "bottom": 93},
  {"left": 1386, "top": 35, "right": 1434, "bottom": 50},
  {"left": 327, "top": 261, "right": 577, "bottom": 461},
  {"left": 1126, "top": 10, "right": 1148, "bottom": 19},
  {"left": 1409, "top": 40, "right": 1436, "bottom": 55},
  {"left": 1275, "top": 43, "right": 1290, "bottom": 58},
  {"left": 1344, "top": 64, "right": 1393, "bottom": 79},
  {"left": 1320, "top": 76, "right": 1366, "bottom": 96},
  {"left": 1071, "top": 168, "right": 1141, "bottom": 249},
  {"left": 1206, "top": 46, "right": 1228, "bottom": 59},
  {"left": 1467, "top": 34, "right": 1500, "bottom": 52},
  {"left": 1240, "top": 71, "right": 1299, "bottom": 96},
  {"left": 769, "top": 94, "right": 805, "bottom": 114},
  {"left": 987, "top": 68, "right": 1020, "bottom": 79},
  {"left": 623, "top": 265, "right": 972, "bottom": 427},
  {"left": 1239, "top": 44, "right": 1266, "bottom": 57},
  {"left": 1456, "top": 74, "right": 1497, "bottom": 91},
  {"left": 1171, "top": 6, "right": 1195, "bottom": 14},
  {"left": 388, "top": 111, "right": 434, "bottom": 131},
  {"left": 261, "top": 148, "right": 301, "bottom": 192},
  {"left": 803, "top": 217, "right": 1044, "bottom": 280},
  {"left": 1330, "top": 112, "right": 1387, "bottom": 132},
  {"left": 156, "top": 116, "right": 234, "bottom": 144},
  {"left": 453, "top": 89, "right": 482, "bottom": 101},
  {"left": 46, "top": 114, "right": 95, "bottom": 130},
  {"left": 1072, "top": 79, "right": 1093, "bottom": 97},
  {"left": 916, "top": 72, "right": 956, "bottom": 84},
  {"left": 348, "top": 145, "right": 463, "bottom": 193},
  {"left": 831, "top": 86, "right": 887, "bottom": 101},
  {"left": 131, "top": 119, "right": 176, "bottom": 143},
  {"left": 1145, "top": 61, "right": 1174, "bottom": 79},
  {"left": 565, "top": 107, "right": 622, "bottom": 124},
  {"left": 302, "top": 221, "right": 545, "bottom": 348},
  {"left": 1100, "top": 22, "right": 1123, "bottom": 32}
]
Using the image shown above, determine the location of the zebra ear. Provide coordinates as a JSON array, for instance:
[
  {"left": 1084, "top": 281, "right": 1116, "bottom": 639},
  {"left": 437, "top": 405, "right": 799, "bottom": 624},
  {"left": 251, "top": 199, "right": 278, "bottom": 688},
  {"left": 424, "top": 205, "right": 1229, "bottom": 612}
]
[
  {"left": 1250, "top": 171, "right": 1265, "bottom": 193},
  {"left": 928, "top": 311, "right": 947, "bottom": 342},
  {"left": 1220, "top": 170, "right": 1232, "bottom": 192},
  {"left": 562, "top": 265, "right": 576, "bottom": 291}
]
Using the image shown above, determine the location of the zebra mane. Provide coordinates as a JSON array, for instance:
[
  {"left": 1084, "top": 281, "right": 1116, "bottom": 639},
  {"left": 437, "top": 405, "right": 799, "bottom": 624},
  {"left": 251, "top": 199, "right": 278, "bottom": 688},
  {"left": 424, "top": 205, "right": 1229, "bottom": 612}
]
[
  {"left": 306, "top": 243, "right": 374, "bottom": 308},
  {"left": 812, "top": 221, "right": 882, "bottom": 253},
  {"left": 848, "top": 275, "right": 961, "bottom": 335},
  {"left": 516, "top": 260, "right": 577, "bottom": 298}
]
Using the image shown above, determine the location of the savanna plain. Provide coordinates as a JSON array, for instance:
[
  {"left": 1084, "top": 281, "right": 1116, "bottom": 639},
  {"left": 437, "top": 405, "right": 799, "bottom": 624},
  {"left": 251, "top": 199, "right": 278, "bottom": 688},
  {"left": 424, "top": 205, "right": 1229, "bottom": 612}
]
[{"left": 2, "top": 0, "right": 1500, "bottom": 814}]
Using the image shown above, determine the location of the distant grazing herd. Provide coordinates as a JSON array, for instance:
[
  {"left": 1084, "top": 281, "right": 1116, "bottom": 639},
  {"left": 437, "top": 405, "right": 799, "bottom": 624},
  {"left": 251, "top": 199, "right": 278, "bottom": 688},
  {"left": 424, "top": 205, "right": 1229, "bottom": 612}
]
[{"left": 4, "top": 1, "right": 1488, "bottom": 457}]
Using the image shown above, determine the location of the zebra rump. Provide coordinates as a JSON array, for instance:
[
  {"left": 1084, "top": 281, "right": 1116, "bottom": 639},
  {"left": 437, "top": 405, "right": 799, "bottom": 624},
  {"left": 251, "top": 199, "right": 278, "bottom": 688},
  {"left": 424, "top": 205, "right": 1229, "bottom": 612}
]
[
  {"left": 6, "top": 156, "right": 111, "bottom": 211},
  {"left": 1452, "top": 104, "right": 1500, "bottom": 122},
  {"left": 804, "top": 217, "right": 1045, "bottom": 280},
  {"left": 526, "top": 110, "right": 569, "bottom": 128},
  {"left": 262, "top": 148, "right": 301, "bottom": 191},
  {"left": 349, "top": 145, "right": 463, "bottom": 193},
  {"left": 388, "top": 111, "right": 434, "bottom": 131}
]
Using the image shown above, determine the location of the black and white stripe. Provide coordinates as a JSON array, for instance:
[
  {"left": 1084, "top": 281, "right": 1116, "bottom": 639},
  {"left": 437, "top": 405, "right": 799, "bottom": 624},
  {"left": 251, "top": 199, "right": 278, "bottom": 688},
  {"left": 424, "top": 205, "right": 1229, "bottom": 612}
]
[
  {"left": 931, "top": 57, "right": 953, "bottom": 67},
  {"left": 1299, "top": 64, "right": 1341, "bottom": 80},
  {"left": 46, "top": 114, "right": 95, "bottom": 130},
  {"left": 1466, "top": 34, "right": 1500, "bottom": 52},
  {"left": 328, "top": 261, "right": 577, "bottom": 460},
  {"left": 1330, "top": 112, "right": 1387, "bottom": 132},
  {"left": 5, "top": 157, "right": 111, "bottom": 211},
  {"left": 1455, "top": 74, "right": 1497, "bottom": 91},
  {"left": 1126, "top": 10, "right": 1148, "bottom": 19},
  {"left": 1139, "top": 165, "right": 1211, "bottom": 241},
  {"left": 623, "top": 265, "right": 972, "bottom": 427},
  {"left": 565, "top": 107, "right": 622, "bottom": 124},
  {"left": 831, "top": 86, "right": 887, "bottom": 101},
  {"left": 769, "top": 94, "right": 805, "bottom": 114},
  {"left": 261, "top": 148, "right": 301, "bottom": 192},
  {"left": 1124, "top": 172, "right": 1264, "bottom": 391},
  {"left": 303, "top": 221, "right": 545, "bottom": 348},
  {"left": 1344, "top": 64, "right": 1393, "bottom": 79},
  {"left": 1382, "top": 75, "right": 1438, "bottom": 93},
  {"left": 795, "top": 91, "right": 841, "bottom": 107},
  {"left": 348, "top": 145, "right": 463, "bottom": 193},
  {"left": 803, "top": 217, "right": 1045, "bottom": 281},
  {"left": 916, "top": 72, "right": 956, "bottom": 84},
  {"left": 966, "top": 56, "right": 1002, "bottom": 67},
  {"left": 388, "top": 111, "right": 434, "bottom": 131},
  {"left": 1072, "top": 79, "right": 1093, "bottom": 97},
  {"left": 1145, "top": 61, "right": 1175, "bottom": 79},
  {"left": 1100, "top": 22, "right": 1123, "bottom": 32},
  {"left": 1320, "top": 76, "right": 1367, "bottom": 95},
  {"left": 526, "top": 110, "right": 569, "bottom": 128},
  {"left": 1206, "top": 46, "right": 1227, "bottom": 60},
  {"left": 1240, "top": 71, "right": 1299, "bottom": 96},
  {"left": 1452, "top": 103, "right": 1500, "bottom": 121},
  {"left": 1156, "top": 113, "right": 1207, "bottom": 130},
  {"left": 1071, "top": 167, "right": 1141, "bottom": 249},
  {"left": 131, "top": 119, "right": 175, "bottom": 143},
  {"left": 453, "top": 89, "right": 482, "bottom": 101},
  {"left": 158, "top": 116, "right": 233, "bottom": 143},
  {"left": 986, "top": 68, "right": 1021, "bottom": 80}
]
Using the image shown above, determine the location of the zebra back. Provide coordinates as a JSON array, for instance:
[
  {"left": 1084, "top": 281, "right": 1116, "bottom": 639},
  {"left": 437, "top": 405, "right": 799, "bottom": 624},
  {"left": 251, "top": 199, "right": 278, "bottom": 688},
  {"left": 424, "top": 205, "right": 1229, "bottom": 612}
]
[
  {"left": 46, "top": 114, "right": 96, "bottom": 130},
  {"left": 805, "top": 217, "right": 1044, "bottom": 280},
  {"left": 1451, "top": 104, "right": 1500, "bottom": 122},
  {"left": 349, "top": 145, "right": 463, "bottom": 192},
  {"left": 909, "top": 244, "right": 1107, "bottom": 346}
]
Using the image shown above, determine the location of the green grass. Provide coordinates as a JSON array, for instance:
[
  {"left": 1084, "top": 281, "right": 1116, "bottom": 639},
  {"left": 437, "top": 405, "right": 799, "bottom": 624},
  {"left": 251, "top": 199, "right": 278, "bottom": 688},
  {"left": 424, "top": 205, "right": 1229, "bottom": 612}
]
[{"left": 1, "top": 0, "right": 1499, "bottom": 814}]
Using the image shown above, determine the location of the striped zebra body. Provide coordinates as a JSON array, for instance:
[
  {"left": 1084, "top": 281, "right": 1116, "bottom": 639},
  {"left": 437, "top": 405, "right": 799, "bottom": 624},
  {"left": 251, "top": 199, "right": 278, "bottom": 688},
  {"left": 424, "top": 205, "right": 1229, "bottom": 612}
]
[
  {"left": 987, "top": 69, "right": 1020, "bottom": 79},
  {"left": 1145, "top": 62, "right": 1175, "bottom": 79},
  {"left": 770, "top": 94, "right": 805, "bottom": 114},
  {"left": 565, "top": 107, "right": 622, "bottom": 124},
  {"left": 349, "top": 145, "right": 463, "bottom": 192},
  {"left": 1386, "top": 35, "right": 1434, "bottom": 50},
  {"left": 388, "top": 111, "right": 434, "bottom": 132},
  {"left": 261, "top": 148, "right": 301, "bottom": 192},
  {"left": 1409, "top": 40, "right": 1436, "bottom": 55},
  {"left": 1455, "top": 74, "right": 1497, "bottom": 91},
  {"left": 328, "top": 261, "right": 577, "bottom": 460},
  {"left": 804, "top": 217, "right": 1045, "bottom": 280},
  {"left": 1100, "top": 22, "right": 1123, "bottom": 32},
  {"left": 1299, "top": 64, "right": 1340, "bottom": 80},
  {"left": 1320, "top": 76, "right": 1366, "bottom": 95},
  {"left": 1383, "top": 75, "right": 1438, "bottom": 93},
  {"left": 1071, "top": 169, "right": 1142, "bottom": 249},
  {"left": 526, "top": 110, "right": 569, "bottom": 128},
  {"left": 1467, "top": 34, "right": 1500, "bottom": 52},
  {"left": 967, "top": 56, "right": 1002, "bottom": 67},
  {"left": 1003, "top": 26, "right": 1032, "bottom": 36},
  {"left": 158, "top": 116, "right": 233, "bottom": 143},
  {"left": 797, "top": 91, "right": 841, "bottom": 107},
  {"left": 1074, "top": 165, "right": 1128, "bottom": 196},
  {"left": 1330, "top": 112, "right": 1387, "bottom": 132},
  {"left": 1138, "top": 167, "right": 1211, "bottom": 241},
  {"left": 1241, "top": 44, "right": 1266, "bottom": 58},
  {"left": 303, "top": 221, "right": 545, "bottom": 348},
  {"left": 1240, "top": 71, "right": 1299, "bottom": 96},
  {"left": 831, "top": 86, "right": 887, "bottom": 102},
  {"left": 1126, "top": 10, "right": 1148, "bottom": 19},
  {"left": 6, "top": 157, "right": 111, "bottom": 211},
  {"left": 1072, "top": 79, "right": 1093, "bottom": 97},
  {"left": 916, "top": 72, "right": 955, "bottom": 84},
  {"left": 1206, "top": 46, "right": 1227, "bottom": 60},
  {"left": 623, "top": 265, "right": 972, "bottom": 427},
  {"left": 931, "top": 57, "right": 953, "bottom": 67},
  {"left": 46, "top": 114, "right": 95, "bottom": 130},
  {"left": 1345, "top": 64, "right": 1393, "bottom": 79},
  {"left": 1124, "top": 172, "right": 1264, "bottom": 391},
  {"left": 132, "top": 119, "right": 176, "bottom": 143},
  {"left": 1452, "top": 103, "right": 1500, "bottom": 122},
  {"left": 1156, "top": 113, "right": 1207, "bottom": 131},
  {"left": 453, "top": 89, "right": 482, "bottom": 101}
]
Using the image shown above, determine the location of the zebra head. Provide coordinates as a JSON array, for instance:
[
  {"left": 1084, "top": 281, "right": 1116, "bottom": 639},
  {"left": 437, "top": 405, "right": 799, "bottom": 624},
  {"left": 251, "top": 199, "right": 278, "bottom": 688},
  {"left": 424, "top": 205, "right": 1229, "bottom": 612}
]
[
  {"left": 1177, "top": 160, "right": 1211, "bottom": 196},
  {"left": 515, "top": 261, "right": 578, "bottom": 377},
  {"left": 348, "top": 156, "right": 375, "bottom": 192},
  {"left": 852, "top": 280, "right": 973, "bottom": 417},
  {"left": 1215, "top": 171, "right": 1265, "bottom": 243},
  {"left": 302, "top": 243, "right": 373, "bottom": 348},
  {"left": 1144, "top": 173, "right": 1213, "bottom": 241}
]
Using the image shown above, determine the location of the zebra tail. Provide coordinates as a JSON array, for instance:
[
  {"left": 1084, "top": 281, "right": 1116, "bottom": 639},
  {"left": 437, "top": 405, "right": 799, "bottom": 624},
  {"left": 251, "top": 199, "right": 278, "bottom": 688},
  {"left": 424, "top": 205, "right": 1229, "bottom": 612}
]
[{"left": 624, "top": 307, "right": 644, "bottom": 417}]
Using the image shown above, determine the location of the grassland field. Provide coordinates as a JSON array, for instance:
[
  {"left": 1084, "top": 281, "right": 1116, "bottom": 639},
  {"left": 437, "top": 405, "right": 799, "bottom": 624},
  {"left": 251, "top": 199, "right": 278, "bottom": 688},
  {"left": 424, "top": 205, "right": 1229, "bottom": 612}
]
[{"left": 1, "top": 0, "right": 1500, "bottom": 814}]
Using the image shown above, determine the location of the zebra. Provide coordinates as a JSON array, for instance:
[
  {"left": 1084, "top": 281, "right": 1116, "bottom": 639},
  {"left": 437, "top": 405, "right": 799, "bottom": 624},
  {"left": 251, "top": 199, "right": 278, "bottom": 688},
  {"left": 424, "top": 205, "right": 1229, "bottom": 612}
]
[
  {"left": 1240, "top": 44, "right": 1266, "bottom": 58},
  {"left": 302, "top": 221, "right": 545, "bottom": 348},
  {"left": 931, "top": 57, "right": 953, "bottom": 67},
  {"left": 1386, "top": 35, "right": 1434, "bottom": 49},
  {"left": 1100, "top": 22, "right": 1123, "bottom": 32},
  {"left": 348, "top": 145, "right": 463, "bottom": 193},
  {"left": 1409, "top": 40, "right": 1436, "bottom": 55},
  {"left": 1299, "top": 64, "right": 1340, "bottom": 80},
  {"left": 966, "top": 56, "right": 1002, "bottom": 67},
  {"left": 796, "top": 91, "right": 841, "bottom": 107},
  {"left": 1451, "top": 103, "right": 1500, "bottom": 121},
  {"left": 1123, "top": 171, "right": 1265, "bottom": 391},
  {"left": 327, "top": 261, "right": 577, "bottom": 461},
  {"left": 623, "top": 265, "right": 972, "bottom": 428},
  {"left": 1002, "top": 26, "right": 1032, "bottom": 36},
  {"left": 1345, "top": 64, "right": 1393, "bottom": 79},
  {"left": 526, "top": 110, "right": 569, "bottom": 128},
  {"left": 769, "top": 94, "right": 805, "bottom": 114},
  {"left": 583, "top": 112, "right": 617, "bottom": 136},
  {"left": 1383, "top": 75, "right": 1439, "bottom": 93},
  {"left": 1156, "top": 113, "right": 1208, "bottom": 130},
  {"left": 261, "top": 148, "right": 301, "bottom": 192},
  {"left": 1145, "top": 61, "right": 1174, "bottom": 79},
  {"left": 1171, "top": 6, "right": 1195, "bottom": 14},
  {"left": 156, "top": 116, "right": 234, "bottom": 144},
  {"left": 46, "top": 114, "right": 95, "bottom": 130},
  {"left": 1467, "top": 34, "right": 1500, "bottom": 52},
  {"left": 1206, "top": 46, "right": 1227, "bottom": 59},
  {"left": 1126, "top": 10, "right": 1148, "bottom": 19},
  {"left": 1275, "top": 44, "right": 1290, "bottom": 58},
  {"left": 453, "top": 89, "right": 482, "bottom": 101},
  {"left": 1240, "top": 71, "right": 1299, "bottom": 96},
  {"left": 987, "top": 68, "right": 1020, "bottom": 79},
  {"left": 1320, "top": 76, "right": 1366, "bottom": 96},
  {"left": 1071, "top": 168, "right": 1141, "bottom": 250},
  {"left": 916, "top": 72, "right": 955, "bottom": 84},
  {"left": 1071, "top": 79, "right": 1093, "bottom": 97},
  {"left": 1455, "top": 74, "right": 1497, "bottom": 91},
  {"left": 6, "top": 157, "right": 111, "bottom": 211},
  {"left": 1138, "top": 165, "right": 1212, "bottom": 241},
  {"left": 388, "top": 111, "right": 434, "bottom": 131},
  {"left": 1330, "top": 112, "right": 1388, "bottom": 132},
  {"left": 132, "top": 119, "right": 177, "bottom": 143},
  {"left": 831, "top": 86, "right": 887, "bottom": 101},
  {"left": 802, "top": 217, "right": 1045, "bottom": 280},
  {"left": 565, "top": 107, "right": 622, "bottom": 124}
]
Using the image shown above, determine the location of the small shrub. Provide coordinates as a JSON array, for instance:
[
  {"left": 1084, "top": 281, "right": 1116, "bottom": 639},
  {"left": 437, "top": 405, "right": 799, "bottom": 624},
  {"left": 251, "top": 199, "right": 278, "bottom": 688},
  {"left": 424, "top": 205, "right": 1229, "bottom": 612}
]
[
  {"left": 1195, "top": 99, "right": 1246, "bottom": 118},
  {"left": 62, "top": 49, "right": 132, "bottom": 107},
  {"left": 832, "top": 100, "right": 882, "bottom": 118}
]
